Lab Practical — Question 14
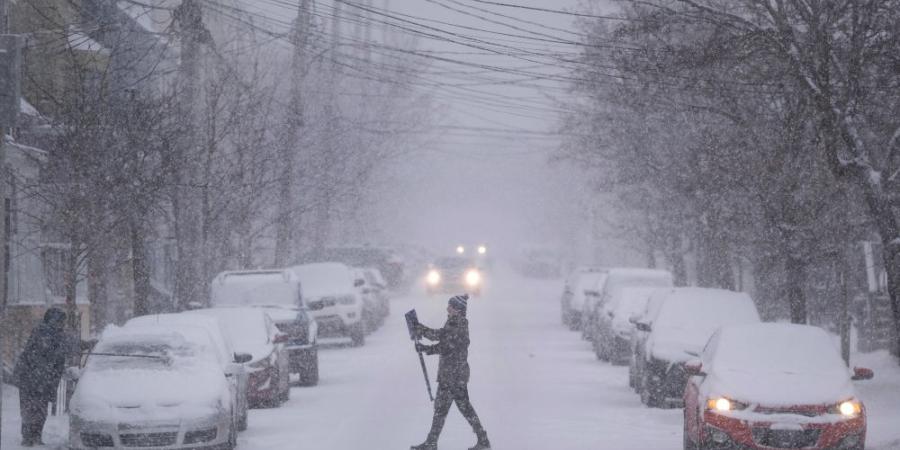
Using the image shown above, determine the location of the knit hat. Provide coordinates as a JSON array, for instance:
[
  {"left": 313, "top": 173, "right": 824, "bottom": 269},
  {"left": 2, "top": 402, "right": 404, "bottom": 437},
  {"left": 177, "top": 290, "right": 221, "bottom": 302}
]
[{"left": 448, "top": 294, "right": 469, "bottom": 313}]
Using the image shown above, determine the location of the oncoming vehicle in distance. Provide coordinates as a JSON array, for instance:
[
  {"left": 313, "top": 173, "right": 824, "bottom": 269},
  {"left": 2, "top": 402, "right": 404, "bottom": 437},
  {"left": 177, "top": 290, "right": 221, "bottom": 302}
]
[
  {"left": 425, "top": 256, "right": 484, "bottom": 296},
  {"left": 209, "top": 269, "right": 319, "bottom": 385},
  {"left": 683, "top": 323, "right": 874, "bottom": 450},
  {"left": 69, "top": 325, "right": 241, "bottom": 450}
]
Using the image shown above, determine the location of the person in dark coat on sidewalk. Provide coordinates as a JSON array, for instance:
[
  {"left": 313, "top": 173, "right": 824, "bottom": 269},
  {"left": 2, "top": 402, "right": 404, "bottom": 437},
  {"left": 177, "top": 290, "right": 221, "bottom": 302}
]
[
  {"left": 12, "top": 307, "right": 79, "bottom": 447},
  {"left": 412, "top": 294, "right": 491, "bottom": 450}
]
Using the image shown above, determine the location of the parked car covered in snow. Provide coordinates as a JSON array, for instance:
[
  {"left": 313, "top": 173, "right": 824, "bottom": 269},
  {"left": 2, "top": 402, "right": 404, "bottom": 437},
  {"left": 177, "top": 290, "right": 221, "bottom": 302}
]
[
  {"left": 126, "top": 314, "right": 252, "bottom": 430},
  {"left": 210, "top": 269, "right": 319, "bottom": 384},
  {"left": 299, "top": 247, "right": 406, "bottom": 289},
  {"left": 594, "top": 286, "right": 662, "bottom": 365},
  {"left": 683, "top": 323, "right": 873, "bottom": 450},
  {"left": 584, "top": 268, "right": 673, "bottom": 359},
  {"left": 560, "top": 266, "right": 606, "bottom": 328},
  {"left": 632, "top": 287, "right": 760, "bottom": 407},
  {"left": 292, "top": 262, "right": 366, "bottom": 346},
  {"left": 69, "top": 325, "right": 242, "bottom": 450},
  {"left": 562, "top": 270, "right": 607, "bottom": 332},
  {"left": 185, "top": 308, "right": 293, "bottom": 405}
]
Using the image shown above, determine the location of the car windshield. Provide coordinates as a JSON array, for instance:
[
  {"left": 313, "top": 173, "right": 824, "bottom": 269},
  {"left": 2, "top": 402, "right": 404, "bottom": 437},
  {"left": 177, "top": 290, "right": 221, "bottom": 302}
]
[
  {"left": 712, "top": 325, "right": 847, "bottom": 375},
  {"left": 434, "top": 257, "right": 473, "bottom": 270},
  {"left": 87, "top": 340, "right": 190, "bottom": 371}
]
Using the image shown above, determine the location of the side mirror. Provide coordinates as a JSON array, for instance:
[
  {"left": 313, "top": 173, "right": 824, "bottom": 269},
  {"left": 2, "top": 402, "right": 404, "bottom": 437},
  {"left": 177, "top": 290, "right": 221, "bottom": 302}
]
[
  {"left": 852, "top": 367, "right": 874, "bottom": 381},
  {"left": 354, "top": 279, "right": 365, "bottom": 288},
  {"left": 685, "top": 360, "right": 705, "bottom": 377},
  {"left": 628, "top": 314, "right": 640, "bottom": 325},
  {"left": 272, "top": 333, "right": 290, "bottom": 344},
  {"left": 234, "top": 353, "right": 253, "bottom": 364},
  {"left": 635, "top": 322, "right": 651, "bottom": 332}
]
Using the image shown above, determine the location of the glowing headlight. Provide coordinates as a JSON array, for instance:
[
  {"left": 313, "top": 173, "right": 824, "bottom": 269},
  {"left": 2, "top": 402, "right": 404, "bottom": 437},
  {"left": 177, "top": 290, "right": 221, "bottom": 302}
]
[
  {"left": 832, "top": 400, "right": 862, "bottom": 417},
  {"left": 426, "top": 270, "right": 441, "bottom": 285},
  {"left": 706, "top": 397, "right": 747, "bottom": 412},
  {"left": 477, "top": 245, "right": 487, "bottom": 255},
  {"left": 456, "top": 246, "right": 465, "bottom": 254},
  {"left": 465, "top": 270, "right": 481, "bottom": 286}
]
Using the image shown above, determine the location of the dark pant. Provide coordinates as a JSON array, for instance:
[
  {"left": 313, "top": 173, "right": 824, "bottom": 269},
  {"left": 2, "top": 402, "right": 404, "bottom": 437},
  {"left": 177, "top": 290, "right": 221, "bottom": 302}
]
[
  {"left": 426, "top": 383, "right": 488, "bottom": 443},
  {"left": 19, "top": 390, "right": 49, "bottom": 445}
]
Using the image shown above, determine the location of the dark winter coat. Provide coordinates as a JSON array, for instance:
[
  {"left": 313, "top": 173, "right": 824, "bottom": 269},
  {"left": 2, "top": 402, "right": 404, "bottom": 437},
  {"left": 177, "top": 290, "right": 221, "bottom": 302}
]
[
  {"left": 418, "top": 315, "right": 470, "bottom": 385},
  {"left": 12, "top": 308, "right": 75, "bottom": 401}
]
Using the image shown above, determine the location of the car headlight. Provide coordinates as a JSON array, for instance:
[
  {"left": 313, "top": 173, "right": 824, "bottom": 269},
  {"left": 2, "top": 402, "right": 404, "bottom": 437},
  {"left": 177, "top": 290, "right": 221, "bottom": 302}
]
[
  {"left": 426, "top": 270, "right": 441, "bottom": 285},
  {"left": 477, "top": 245, "right": 487, "bottom": 255},
  {"left": 338, "top": 295, "right": 357, "bottom": 305},
  {"left": 829, "top": 399, "right": 862, "bottom": 418},
  {"left": 706, "top": 397, "right": 748, "bottom": 412},
  {"left": 465, "top": 270, "right": 481, "bottom": 286}
]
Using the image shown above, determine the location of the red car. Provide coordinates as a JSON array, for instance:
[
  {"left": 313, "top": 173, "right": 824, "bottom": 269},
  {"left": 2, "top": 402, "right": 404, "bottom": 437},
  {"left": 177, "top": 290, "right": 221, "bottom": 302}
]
[{"left": 683, "top": 323, "right": 873, "bottom": 450}]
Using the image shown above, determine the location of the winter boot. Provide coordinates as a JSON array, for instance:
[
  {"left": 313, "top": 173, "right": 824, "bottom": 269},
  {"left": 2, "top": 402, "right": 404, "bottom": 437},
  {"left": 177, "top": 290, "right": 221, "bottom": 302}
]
[
  {"left": 411, "top": 441, "right": 437, "bottom": 450},
  {"left": 468, "top": 437, "right": 491, "bottom": 450}
]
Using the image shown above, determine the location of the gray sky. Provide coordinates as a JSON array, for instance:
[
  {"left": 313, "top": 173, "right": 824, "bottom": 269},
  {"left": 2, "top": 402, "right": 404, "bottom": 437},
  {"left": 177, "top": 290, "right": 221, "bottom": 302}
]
[{"left": 376, "top": 0, "right": 597, "bottom": 256}]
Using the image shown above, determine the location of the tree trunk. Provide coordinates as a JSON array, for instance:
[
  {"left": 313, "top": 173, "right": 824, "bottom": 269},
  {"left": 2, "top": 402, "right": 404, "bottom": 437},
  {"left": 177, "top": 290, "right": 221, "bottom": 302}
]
[
  {"left": 785, "top": 255, "right": 807, "bottom": 324},
  {"left": 131, "top": 222, "right": 151, "bottom": 317},
  {"left": 87, "top": 246, "right": 108, "bottom": 332}
]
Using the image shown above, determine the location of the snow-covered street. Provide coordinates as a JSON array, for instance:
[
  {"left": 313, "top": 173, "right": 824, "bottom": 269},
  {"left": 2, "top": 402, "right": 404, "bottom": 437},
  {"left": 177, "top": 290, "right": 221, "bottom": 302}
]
[{"left": 5, "top": 267, "right": 900, "bottom": 449}]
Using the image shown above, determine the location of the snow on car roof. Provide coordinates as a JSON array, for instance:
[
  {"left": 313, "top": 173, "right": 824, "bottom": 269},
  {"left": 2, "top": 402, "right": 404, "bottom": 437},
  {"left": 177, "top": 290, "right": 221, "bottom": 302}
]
[
  {"left": 183, "top": 308, "right": 272, "bottom": 363},
  {"left": 647, "top": 287, "right": 760, "bottom": 361},
  {"left": 704, "top": 323, "right": 855, "bottom": 406},
  {"left": 211, "top": 269, "right": 300, "bottom": 308},
  {"left": 292, "top": 262, "right": 356, "bottom": 298},
  {"left": 126, "top": 314, "right": 235, "bottom": 367}
]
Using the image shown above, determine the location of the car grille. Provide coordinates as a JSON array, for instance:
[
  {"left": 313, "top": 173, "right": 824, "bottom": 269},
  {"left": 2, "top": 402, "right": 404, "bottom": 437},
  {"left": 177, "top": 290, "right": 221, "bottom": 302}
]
[
  {"left": 120, "top": 432, "right": 179, "bottom": 447},
  {"left": 306, "top": 298, "right": 336, "bottom": 311},
  {"left": 752, "top": 428, "right": 820, "bottom": 448},
  {"left": 184, "top": 427, "right": 218, "bottom": 444},
  {"left": 81, "top": 433, "right": 114, "bottom": 447}
]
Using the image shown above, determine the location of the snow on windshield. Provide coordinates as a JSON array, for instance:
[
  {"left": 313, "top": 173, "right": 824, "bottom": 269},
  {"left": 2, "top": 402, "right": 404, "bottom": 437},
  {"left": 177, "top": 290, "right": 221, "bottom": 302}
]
[{"left": 711, "top": 323, "right": 847, "bottom": 374}]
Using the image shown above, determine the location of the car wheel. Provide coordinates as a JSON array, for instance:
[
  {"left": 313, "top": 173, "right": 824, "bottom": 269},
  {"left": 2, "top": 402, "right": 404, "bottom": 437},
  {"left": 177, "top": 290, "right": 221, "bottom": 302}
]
[
  {"left": 640, "top": 372, "right": 663, "bottom": 408},
  {"left": 350, "top": 324, "right": 366, "bottom": 347},
  {"left": 298, "top": 349, "right": 319, "bottom": 387}
]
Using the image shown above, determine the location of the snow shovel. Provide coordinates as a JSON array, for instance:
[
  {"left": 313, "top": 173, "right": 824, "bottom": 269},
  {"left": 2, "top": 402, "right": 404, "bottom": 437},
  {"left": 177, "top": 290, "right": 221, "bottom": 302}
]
[{"left": 405, "top": 309, "right": 434, "bottom": 402}]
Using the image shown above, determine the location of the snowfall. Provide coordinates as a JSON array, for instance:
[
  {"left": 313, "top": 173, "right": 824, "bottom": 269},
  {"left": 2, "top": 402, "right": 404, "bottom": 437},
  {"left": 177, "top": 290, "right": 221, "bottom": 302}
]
[{"left": 4, "top": 267, "right": 900, "bottom": 449}]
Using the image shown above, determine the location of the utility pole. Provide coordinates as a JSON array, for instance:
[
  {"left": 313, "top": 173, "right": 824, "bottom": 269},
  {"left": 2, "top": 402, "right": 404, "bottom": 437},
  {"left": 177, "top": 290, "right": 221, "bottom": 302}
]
[
  {"left": 171, "top": 0, "right": 208, "bottom": 310},
  {"left": 312, "top": 0, "right": 342, "bottom": 255},
  {"left": 0, "top": 6, "right": 23, "bottom": 438},
  {"left": 274, "top": 0, "right": 314, "bottom": 266}
]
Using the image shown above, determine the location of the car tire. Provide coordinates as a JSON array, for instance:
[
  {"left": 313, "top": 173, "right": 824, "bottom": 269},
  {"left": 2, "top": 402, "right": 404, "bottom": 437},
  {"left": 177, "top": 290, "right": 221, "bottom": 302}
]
[
  {"left": 640, "top": 371, "right": 663, "bottom": 408},
  {"left": 350, "top": 324, "right": 366, "bottom": 347},
  {"left": 298, "top": 348, "right": 319, "bottom": 387}
]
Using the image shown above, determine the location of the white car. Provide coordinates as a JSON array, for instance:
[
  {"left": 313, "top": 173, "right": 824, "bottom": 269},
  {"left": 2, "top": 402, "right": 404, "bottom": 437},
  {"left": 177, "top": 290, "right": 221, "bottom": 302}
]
[
  {"left": 585, "top": 267, "right": 673, "bottom": 358},
  {"left": 564, "top": 271, "right": 607, "bottom": 333},
  {"left": 69, "top": 325, "right": 240, "bottom": 449},
  {"left": 126, "top": 314, "right": 252, "bottom": 430},
  {"left": 292, "top": 262, "right": 366, "bottom": 346}
]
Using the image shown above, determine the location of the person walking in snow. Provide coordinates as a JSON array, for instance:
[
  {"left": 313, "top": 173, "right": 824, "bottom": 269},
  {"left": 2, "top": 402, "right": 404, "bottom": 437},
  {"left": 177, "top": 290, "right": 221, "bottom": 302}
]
[
  {"left": 12, "top": 307, "right": 80, "bottom": 447},
  {"left": 412, "top": 294, "right": 491, "bottom": 450}
]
